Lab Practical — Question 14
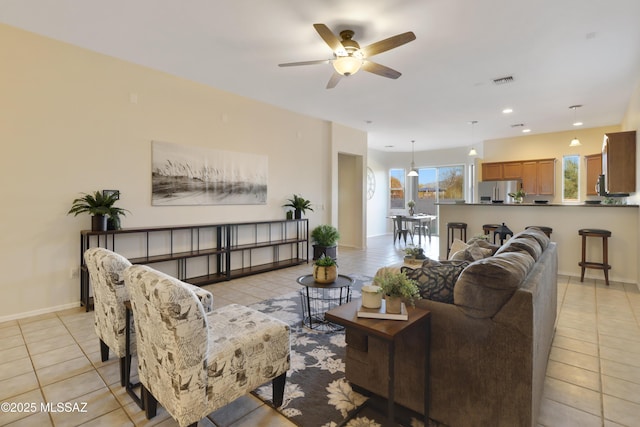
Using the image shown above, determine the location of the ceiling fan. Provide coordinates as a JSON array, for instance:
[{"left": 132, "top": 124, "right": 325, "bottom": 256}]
[{"left": 279, "top": 23, "right": 416, "bottom": 89}]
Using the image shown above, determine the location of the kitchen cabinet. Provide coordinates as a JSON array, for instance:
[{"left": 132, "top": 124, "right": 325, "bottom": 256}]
[
  {"left": 585, "top": 154, "right": 602, "bottom": 196},
  {"left": 602, "top": 131, "right": 636, "bottom": 194},
  {"left": 481, "top": 161, "right": 522, "bottom": 181},
  {"left": 502, "top": 162, "right": 522, "bottom": 179},
  {"left": 482, "top": 163, "right": 503, "bottom": 181},
  {"left": 537, "top": 159, "right": 555, "bottom": 195},
  {"left": 485, "top": 158, "right": 555, "bottom": 195},
  {"left": 521, "top": 162, "right": 538, "bottom": 194}
]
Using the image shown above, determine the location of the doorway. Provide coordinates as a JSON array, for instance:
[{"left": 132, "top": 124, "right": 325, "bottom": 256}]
[{"left": 337, "top": 153, "right": 365, "bottom": 249}]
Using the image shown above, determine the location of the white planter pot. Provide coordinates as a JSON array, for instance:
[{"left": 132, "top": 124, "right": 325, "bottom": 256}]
[{"left": 361, "top": 285, "right": 382, "bottom": 308}]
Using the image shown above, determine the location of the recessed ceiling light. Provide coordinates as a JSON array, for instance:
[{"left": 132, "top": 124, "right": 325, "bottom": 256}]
[
  {"left": 522, "top": 129, "right": 531, "bottom": 133},
  {"left": 384, "top": 145, "right": 394, "bottom": 148},
  {"left": 502, "top": 108, "right": 513, "bottom": 114},
  {"left": 573, "top": 121, "right": 583, "bottom": 126}
]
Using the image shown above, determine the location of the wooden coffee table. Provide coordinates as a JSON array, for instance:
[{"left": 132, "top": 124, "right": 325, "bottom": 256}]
[{"left": 325, "top": 299, "right": 431, "bottom": 424}]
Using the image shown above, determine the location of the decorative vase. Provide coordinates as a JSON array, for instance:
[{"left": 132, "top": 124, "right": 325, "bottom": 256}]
[
  {"left": 286, "top": 211, "right": 293, "bottom": 220},
  {"left": 361, "top": 285, "right": 382, "bottom": 308},
  {"left": 385, "top": 296, "right": 402, "bottom": 314},
  {"left": 409, "top": 207, "right": 415, "bottom": 216},
  {"left": 107, "top": 215, "right": 121, "bottom": 231},
  {"left": 91, "top": 215, "right": 107, "bottom": 232},
  {"left": 313, "top": 245, "right": 338, "bottom": 261},
  {"left": 295, "top": 208, "right": 302, "bottom": 219},
  {"left": 313, "top": 265, "right": 337, "bottom": 283}
]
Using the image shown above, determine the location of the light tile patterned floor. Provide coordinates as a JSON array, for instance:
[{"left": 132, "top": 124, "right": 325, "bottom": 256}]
[{"left": 1, "top": 235, "right": 639, "bottom": 426}]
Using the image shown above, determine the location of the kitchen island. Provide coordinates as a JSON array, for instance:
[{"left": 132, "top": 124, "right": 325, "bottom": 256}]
[{"left": 437, "top": 202, "right": 639, "bottom": 284}]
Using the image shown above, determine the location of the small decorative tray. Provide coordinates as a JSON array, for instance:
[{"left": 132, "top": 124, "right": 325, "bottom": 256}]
[
  {"left": 584, "top": 200, "right": 602, "bottom": 205},
  {"left": 492, "top": 200, "right": 503, "bottom": 204},
  {"left": 534, "top": 200, "right": 549, "bottom": 204}
]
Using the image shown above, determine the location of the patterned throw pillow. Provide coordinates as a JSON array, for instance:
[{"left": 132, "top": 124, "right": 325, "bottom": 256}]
[{"left": 401, "top": 259, "right": 469, "bottom": 304}]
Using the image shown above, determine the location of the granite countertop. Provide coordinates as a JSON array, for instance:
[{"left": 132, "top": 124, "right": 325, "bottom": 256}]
[{"left": 438, "top": 202, "right": 638, "bottom": 208}]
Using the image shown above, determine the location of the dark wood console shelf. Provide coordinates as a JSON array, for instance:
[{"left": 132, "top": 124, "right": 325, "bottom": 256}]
[{"left": 80, "top": 219, "right": 308, "bottom": 311}]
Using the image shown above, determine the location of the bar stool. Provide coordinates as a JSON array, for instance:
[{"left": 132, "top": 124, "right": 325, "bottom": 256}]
[
  {"left": 483, "top": 224, "right": 501, "bottom": 243},
  {"left": 578, "top": 229, "right": 611, "bottom": 286},
  {"left": 447, "top": 222, "right": 467, "bottom": 256},
  {"left": 525, "top": 226, "right": 553, "bottom": 238}
]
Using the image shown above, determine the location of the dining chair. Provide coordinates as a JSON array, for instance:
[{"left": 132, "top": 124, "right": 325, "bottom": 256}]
[{"left": 394, "top": 216, "right": 414, "bottom": 244}]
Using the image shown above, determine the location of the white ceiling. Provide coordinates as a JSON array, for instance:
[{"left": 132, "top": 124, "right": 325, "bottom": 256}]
[{"left": 2, "top": 0, "right": 640, "bottom": 152}]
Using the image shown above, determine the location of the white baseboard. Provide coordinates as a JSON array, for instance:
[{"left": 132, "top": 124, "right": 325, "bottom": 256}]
[{"left": 0, "top": 302, "right": 82, "bottom": 323}]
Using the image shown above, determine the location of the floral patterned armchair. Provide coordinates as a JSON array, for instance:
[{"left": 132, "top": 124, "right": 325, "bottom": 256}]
[
  {"left": 83, "top": 248, "right": 213, "bottom": 387},
  {"left": 124, "top": 264, "right": 290, "bottom": 427}
]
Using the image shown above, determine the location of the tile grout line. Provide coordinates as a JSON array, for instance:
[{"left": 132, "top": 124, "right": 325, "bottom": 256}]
[{"left": 56, "top": 311, "right": 138, "bottom": 427}]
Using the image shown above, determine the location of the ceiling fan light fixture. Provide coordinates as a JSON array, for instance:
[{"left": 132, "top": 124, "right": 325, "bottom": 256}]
[
  {"left": 569, "top": 137, "right": 582, "bottom": 147},
  {"left": 332, "top": 55, "right": 363, "bottom": 76}
]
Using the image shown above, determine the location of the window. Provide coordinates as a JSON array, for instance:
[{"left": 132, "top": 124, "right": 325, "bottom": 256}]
[
  {"left": 414, "top": 165, "right": 464, "bottom": 214},
  {"left": 389, "top": 168, "right": 405, "bottom": 209},
  {"left": 563, "top": 155, "right": 579, "bottom": 200}
]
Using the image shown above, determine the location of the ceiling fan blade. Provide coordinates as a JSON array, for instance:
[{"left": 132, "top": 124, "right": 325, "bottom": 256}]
[
  {"left": 362, "top": 61, "right": 402, "bottom": 79},
  {"left": 278, "top": 59, "right": 331, "bottom": 67},
  {"left": 313, "top": 23, "right": 344, "bottom": 53},
  {"left": 326, "top": 72, "right": 342, "bottom": 89},
  {"left": 361, "top": 31, "right": 416, "bottom": 58}
]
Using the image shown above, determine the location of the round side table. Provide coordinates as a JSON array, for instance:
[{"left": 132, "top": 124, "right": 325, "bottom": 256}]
[{"left": 297, "top": 274, "right": 354, "bottom": 332}]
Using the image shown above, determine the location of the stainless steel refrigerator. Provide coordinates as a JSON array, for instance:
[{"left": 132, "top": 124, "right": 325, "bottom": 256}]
[{"left": 478, "top": 180, "right": 522, "bottom": 203}]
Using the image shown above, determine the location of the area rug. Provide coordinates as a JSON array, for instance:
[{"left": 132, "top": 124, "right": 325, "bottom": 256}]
[{"left": 251, "top": 273, "right": 441, "bottom": 427}]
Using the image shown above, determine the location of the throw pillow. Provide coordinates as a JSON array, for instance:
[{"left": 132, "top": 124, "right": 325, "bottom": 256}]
[
  {"left": 450, "top": 241, "right": 494, "bottom": 262},
  {"left": 466, "top": 236, "right": 501, "bottom": 254},
  {"left": 401, "top": 259, "right": 468, "bottom": 304},
  {"left": 448, "top": 238, "right": 468, "bottom": 260}
]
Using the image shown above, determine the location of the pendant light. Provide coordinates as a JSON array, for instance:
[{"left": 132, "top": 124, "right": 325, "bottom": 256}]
[
  {"left": 468, "top": 121, "right": 478, "bottom": 156},
  {"left": 569, "top": 105, "right": 582, "bottom": 147},
  {"left": 408, "top": 140, "right": 418, "bottom": 176}
]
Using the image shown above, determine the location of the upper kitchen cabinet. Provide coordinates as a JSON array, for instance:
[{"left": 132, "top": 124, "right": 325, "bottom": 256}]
[
  {"left": 521, "top": 159, "right": 555, "bottom": 195},
  {"left": 481, "top": 161, "right": 522, "bottom": 181},
  {"left": 482, "top": 162, "right": 504, "bottom": 181},
  {"left": 585, "top": 153, "right": 602, "bottom": 196},
  {"left": 502, "top": 162, "right": 523, "bottom": 180},
  {"left": 602, "top": 131, "right": 636, "bottom": 194}
]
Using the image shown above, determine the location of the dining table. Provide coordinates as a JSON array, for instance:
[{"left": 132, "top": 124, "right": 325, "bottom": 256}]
[{"left": 388, "top": 214, "right": 437, "bottom": 245}]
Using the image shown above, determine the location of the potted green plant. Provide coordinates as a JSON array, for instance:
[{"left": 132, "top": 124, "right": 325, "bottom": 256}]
[
  {"left": 404, "top": 246, "right": 426, "bottom": 266},
  {"left": 508, "top": 188, "right": 526, "bottom": 204},
  {"left": 407, "top": 199, "right": 416, "bottom": 216},
  {"left": 313, "top": 254, "right": 338, "bottom": 284},
  {"left": 283, "top": 194, "right": 313, "bottom": 219},
  {"left": 311, "top": 224, "right": 340, "bottom": 260},
  {"left": 373, "top": 269, "right": 421, "bottom": 314},
  {"left": 68, "top": 191, "right": 129, "bottom": 231},
  {"left": 106, "top": 203, "right": 130, "bottom": 230}
]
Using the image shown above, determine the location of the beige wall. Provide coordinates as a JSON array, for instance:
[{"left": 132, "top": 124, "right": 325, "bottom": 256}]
[{"left": 0, "top": 24, "right": 366, "bottom": 320}]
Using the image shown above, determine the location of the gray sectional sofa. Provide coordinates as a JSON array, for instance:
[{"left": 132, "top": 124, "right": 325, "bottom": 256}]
[{"left": 345, "top": 227, "right": 558, "bottom": 427}]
